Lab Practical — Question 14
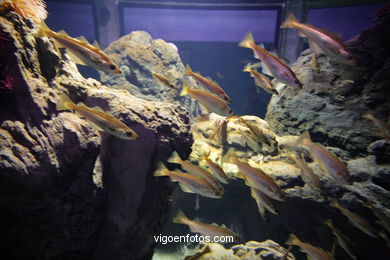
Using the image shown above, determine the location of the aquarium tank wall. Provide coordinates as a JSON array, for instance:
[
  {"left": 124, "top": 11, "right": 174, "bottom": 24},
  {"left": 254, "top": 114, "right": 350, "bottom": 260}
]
[{"left": 0, "top": 0, "right": 389, "bottom": 260}]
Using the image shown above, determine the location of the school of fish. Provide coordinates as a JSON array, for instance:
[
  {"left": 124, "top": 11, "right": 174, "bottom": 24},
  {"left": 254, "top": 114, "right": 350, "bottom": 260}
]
[{"left": 3, "top": 1, "right": 388, "bottom": 258}]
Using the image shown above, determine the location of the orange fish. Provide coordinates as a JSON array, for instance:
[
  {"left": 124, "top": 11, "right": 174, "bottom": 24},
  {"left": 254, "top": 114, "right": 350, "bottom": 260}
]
[
  {"left": 239, "top": 32, "right": 302, "bottom": 88},
  {"left": 38, "top": 23, "right": 121, "bottom": 74},
  {"left": 281, "top": 13, "right": 356, "bottom": 66},
  {"left": 297, "top": 132, "right": 351, "bottom": 185},
  {"left": 185, "top": 64, "right": 232, "bottom": 104},
  {"left": 173, "top": 210, "right": 239, "bottom": 242},
  {"left": 243, "top": 63, "right": 278, "bottom": 95},
  {"left": 180, "top": 82, "right": 233, "bottom": 116}
]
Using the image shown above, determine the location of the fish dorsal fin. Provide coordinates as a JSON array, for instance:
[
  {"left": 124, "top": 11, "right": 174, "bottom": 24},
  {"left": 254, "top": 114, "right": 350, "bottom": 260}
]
[
  {"left": 259, "top": 43, "right": 265, "bottom": 49},
  {"left": 93, "top": 40, "right": 101, "bottom": 49},
  {"left": 57, "top": 30, "right": 69, "bottom": 36},
  {"left": 269, "top": 50, "right": 278, "bottom": 57},
  {"left": 210, "top": 222, "right": 221, "bottom": 228},
  {"left": 318, "top": 28, "right": 342, "bottom": 40},
  {"left": 77, "top": 35, "right": 89, "bottom": 44},
  {"left": 261, "top": 63, "right": 273, "bottom": 77}
]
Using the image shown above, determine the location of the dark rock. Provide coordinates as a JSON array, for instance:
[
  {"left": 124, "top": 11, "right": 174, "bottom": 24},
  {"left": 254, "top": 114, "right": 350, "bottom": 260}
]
[
  {"left": 0, "top": 10, "right": 192, "bottom": 260},
  {"left": 367, "top": 139, "right": 390, "bottom": 164},
  {"left": 265, "top": 11, "right": 390, "bottom": 156}
]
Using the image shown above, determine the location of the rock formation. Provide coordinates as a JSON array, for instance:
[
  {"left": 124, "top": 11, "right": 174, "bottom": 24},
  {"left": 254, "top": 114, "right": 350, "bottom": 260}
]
[
  {"left": 169, "top": 10, "right": 390, "bottom": 260},
  {"left": 265, "top": 10, "right": 390, "bottom": 156},
  {"left": 182, "top": 240, "right": 294, "bottom": 260},
  {"left": 99, "top": 31, "right": 201, "bottom": 117},
  {"left": 0, "top": 10, "right": 192, "bottom": 260}
]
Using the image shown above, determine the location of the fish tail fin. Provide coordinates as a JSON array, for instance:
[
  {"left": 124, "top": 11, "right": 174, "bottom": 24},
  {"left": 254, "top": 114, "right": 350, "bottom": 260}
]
[
  {"left": 286, "top": 233, "right": 301, "bottom": 246},
  {"left": 239, "top": 32, "right": 254, "bottom": 48},
  {"left": 281, "top": 12, "right": 299, "bottom": 28},
  {"left": 296, "top": 131, "right": 311, "bottom": 145},
  {"left": 323, "top": 218, "right": 334, "bottom": 229},
  {"left": 167, "top": 151, "right": 182, "bottom": 164},
  {"left": 362, "top": 112, "right": 374, "bottom": 121},
  {"left": 329, "top": 200, "right": 342, "bottom": 211},
  {"left": 243, "top": 64, "right": 251, "bottom": 72},
  {"left": 185, "top": 64, "right": 193, "bottom": 75},
  {"left": 56, "top": 93, "right": 74, "bottom": 111},
  {"left": 173, "top": 209, "right": 189, "bottom": 224},
  {"left": 180, "top": 81, "right": 190, "bottom": 96},
  {"left": 36, "top": 21, "right": 50, "bottom": 37},
  {"left": 154, "top": 162, "right": 169, "bottom": 177}
]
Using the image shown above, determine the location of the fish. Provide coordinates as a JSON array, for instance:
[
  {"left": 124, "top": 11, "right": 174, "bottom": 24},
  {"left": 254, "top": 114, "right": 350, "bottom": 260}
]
[
  {"left": 184, "top": 245, "right": 211, "bottom": 260},
  {"left": 180, "top": 82, "right": 233, "bottom": 117},
  {"left": 173, "top": 209, "right": 239, "bottom": 242},
  {"left": 250, "top": 187, "right": 279, "bottom": 221},
  {"left": 201, "top": 152, "right": 229, "bottom": 184},
  {"left": 280, "top": 13, "right": 356, "bottom": 66},
  {"left": 151, "top": 72, "right": 179, "bottom": 89},
  {"left": 286, "top": 233, "right": 335, "bottom": 260},
  {"left": 243, "top": 63, "right": 278, "bottom": 95},
  {"left": 323, "top": 219, "right": 356, "bottom": 260},
  {"left": 38, "top": 23, "right": 121, "bottom": 74},
  {"left": 296, "top": 131, "right": 351, "bottom": 185},
  {"left": 224, "top": 149, "right": 285, "bottom": 202},
  {"left": 238, "top": 117, "right": 274, "bottom": 146},
  {"left": 239, "top": 32, "right": 302, "bottom": 88},
  {"left": 154, "top": 162, "right": 223, "bottom": 199},
  {"left": 169, "top": 151, "right": 224, "bottom": 193},
  {"left": 287, "top": 151, "right": 322, "bottom": 191},
  {"left": 363, "top": 113, "right": 390, "bottom": 140},
  {"left": 56, "top": 93, "right": 139, "bottom": 140},
  {"left": 366, "top": 202, "right": 390, "bottom": 234},
  {"left": 212, "top": 117, "right": 228, "bottom": 148},
  {"left": 185, "top": 64, "right": 232, "bottom": 104},
  {"left": 330, "top": 200, "right": 378, "bottom": 238}
]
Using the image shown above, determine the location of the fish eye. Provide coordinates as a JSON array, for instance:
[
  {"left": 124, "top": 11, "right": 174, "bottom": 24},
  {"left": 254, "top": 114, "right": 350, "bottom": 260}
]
[
  {"left": 125, "top": 132, "right": 133, "bottom": 137},
  {"left": 109, "top": 64, "right": 116, "bottom": 70}
]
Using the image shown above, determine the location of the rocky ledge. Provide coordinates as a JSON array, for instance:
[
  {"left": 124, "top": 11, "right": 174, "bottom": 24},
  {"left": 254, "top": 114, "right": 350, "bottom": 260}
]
[{"left": 0, "top": 11, "right": 192, "bottom": 260}]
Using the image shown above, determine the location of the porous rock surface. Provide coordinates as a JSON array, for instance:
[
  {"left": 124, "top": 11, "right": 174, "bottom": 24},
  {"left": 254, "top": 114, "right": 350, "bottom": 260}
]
[
  {"left": 265, "top": 11, "right": 390, "bottom": 155},
  {"left": 183, "top": 13, "right": 390, "bottom": 254},
  {"left": 186, "top": 113, "right": 389, "bottom": 260},
  {"left": 100, "top": 30, "right": 201, "bottom": 117},
  {"left": 183, "top": 240, "right": 295, "bottom": 260},
  {"left": 0, "top": 11, "right": 192, "bottom": 260}
]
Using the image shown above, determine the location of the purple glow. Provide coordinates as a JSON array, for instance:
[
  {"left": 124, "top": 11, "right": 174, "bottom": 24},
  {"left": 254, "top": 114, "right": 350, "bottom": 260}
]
[
  {"left": 46, "top": 1, "right": 96, "bottom": 42},
  {"left": 308, "top": 4, "right": 383, "bottom": 41},
  {"left": 123, "top": 8, "right": 277, "bottom": 42}
]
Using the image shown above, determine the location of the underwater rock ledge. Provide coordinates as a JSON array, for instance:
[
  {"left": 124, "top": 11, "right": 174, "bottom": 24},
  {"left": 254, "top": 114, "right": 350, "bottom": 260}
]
[
  {"left": 100, "top": 30, "right": 202, "bottom": 118},
  {"left": 266, "top": 11, "right": 390, "bottom": 155},
  {"left": 0, "top": 11, "right": 192, "bottom": 260}
]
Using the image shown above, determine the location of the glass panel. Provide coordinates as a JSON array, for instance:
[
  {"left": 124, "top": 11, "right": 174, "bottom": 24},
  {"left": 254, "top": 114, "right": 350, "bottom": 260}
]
[
  {"left": 308, "top": 4, "right": 383, "bottom": 41},
  {"left": 122, "top": 7, "right": 278, "bottom": 43},
  {"left": 46, "top": 1, "right": 96, "bottom": 42}
]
